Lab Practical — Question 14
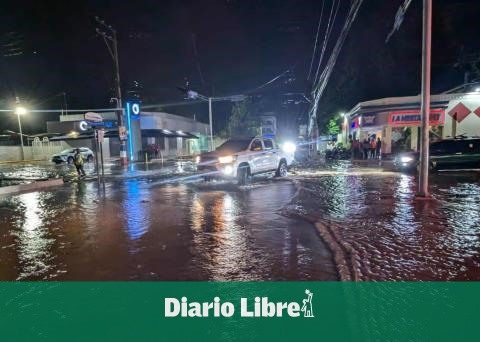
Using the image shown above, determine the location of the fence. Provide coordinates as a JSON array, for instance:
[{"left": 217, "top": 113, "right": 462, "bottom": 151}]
[{"left": 30, "top": 137, "right": 67, "bottom": 161}]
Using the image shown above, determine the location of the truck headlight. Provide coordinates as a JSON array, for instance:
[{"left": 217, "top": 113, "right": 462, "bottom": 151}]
[
  {"left": 281, "top": 141, "right": 296, "bottom": 154},
  {"left": 218, "top": 155, "right": 235, "bottom": 164},
  {"left": 195, "top": 156, "right": 201, "bottom": 164},
  {"left": 400, "top": 156, "right": 414, "bottom": 163},
  {"left": 223, "top": 165, "right": 234, "bottom": 175}
]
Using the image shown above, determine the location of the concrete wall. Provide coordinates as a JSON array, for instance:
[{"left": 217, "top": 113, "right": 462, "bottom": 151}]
[{"left": 0, "top": 146, "right": 33, "bottom": 161}]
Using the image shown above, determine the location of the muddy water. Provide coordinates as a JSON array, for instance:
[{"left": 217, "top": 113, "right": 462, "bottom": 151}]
[
  {"left": 0, "top": 178, "right": 336, "bottom": 280},
  {"left": 291, "top": 166, "right": 480, "bottom": 280}
]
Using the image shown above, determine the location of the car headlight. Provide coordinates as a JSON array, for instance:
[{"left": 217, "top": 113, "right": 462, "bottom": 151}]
[
  {"left": 195, "top": 156, "right": 201, "bottom": 164},
  {"left": 218, "top": 155, "right": 235, "bottom": 164},
  {"left": 223, "top": 165, "right": 234, "bottom": 175},
  {"left": 281, "top": 141, "right": 297, "bottom": 154},
  {"left": 400, "top": 156, "right": 414, "bottom": 163}
]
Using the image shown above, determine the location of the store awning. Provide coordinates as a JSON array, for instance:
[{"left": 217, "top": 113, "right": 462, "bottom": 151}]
[
  {"left": 141, "top": 129, "right": 198, "bottom": 139},
  {"left": 49, "top": 130, "right": 119, "bottom": 141}
]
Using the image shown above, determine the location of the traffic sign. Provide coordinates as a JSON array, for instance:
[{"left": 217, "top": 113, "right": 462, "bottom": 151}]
[{"left": 85, "top": 112, "right": 103, "bottom": 123}]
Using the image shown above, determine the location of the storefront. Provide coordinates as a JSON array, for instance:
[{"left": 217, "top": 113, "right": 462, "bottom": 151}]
[
  {"left": 46, "top": 110, "right": 210, "bottom": 161},
  {"left": 343, "top": 88, "right": 480, "bottom": 155}
]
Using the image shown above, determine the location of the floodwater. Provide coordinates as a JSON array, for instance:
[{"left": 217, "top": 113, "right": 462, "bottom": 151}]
[
  {"left": 289, "top": 161, "right": 480, "bottom": 280},
  {"left": 1, "top": 160, "right": 480, "bottom": 281},
  {"left": 0, "top": 176, "right": 336, "bottom": 280}
]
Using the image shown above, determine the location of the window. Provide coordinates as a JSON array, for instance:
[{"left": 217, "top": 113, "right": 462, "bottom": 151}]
[
  {"left": 263, "top": 139, "right": 274, "bottom": 150},
  {"left": 250, "top": 139, "right": 263, "bottom": 151},
  {"left": 217, "top": 139, "right": 252, "bottom": 152}
]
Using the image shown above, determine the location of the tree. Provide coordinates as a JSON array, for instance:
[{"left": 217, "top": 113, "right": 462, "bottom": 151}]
[
  {"left": 326, "top": 118, "right": 340, "bottom": 136},
  {"left": 223, "top": 100, "right": 261, "bottom": 137}
]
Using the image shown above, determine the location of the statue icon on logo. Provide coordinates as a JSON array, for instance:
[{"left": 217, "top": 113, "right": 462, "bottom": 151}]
[{"left": 301, "top": 289, "right": 314, "bottom": 318}]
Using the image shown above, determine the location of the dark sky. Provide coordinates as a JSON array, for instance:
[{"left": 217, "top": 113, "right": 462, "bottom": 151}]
[{"left": 1, "top": 0, "right": 479, "bottom": 133}]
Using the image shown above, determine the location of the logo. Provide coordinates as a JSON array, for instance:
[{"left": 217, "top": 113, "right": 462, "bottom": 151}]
[
  {"left": 164, "top": 290, "right": 314, "bottom": 318},
  {"left": 301, "top": 289, "right": 314, "bottom": 318}
]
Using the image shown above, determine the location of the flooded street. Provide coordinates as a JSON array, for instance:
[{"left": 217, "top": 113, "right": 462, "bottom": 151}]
[
  {"left": 0, "top": 174, "right": 336, "bottom": 280},
  {"left": 289, "top": 162, "right": 480, "bottom": 280},
  {"left": 1, "top": 160, "right": 480, "bottom": 281}
]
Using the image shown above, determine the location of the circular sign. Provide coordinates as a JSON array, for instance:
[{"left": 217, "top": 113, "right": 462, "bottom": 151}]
[
  {"left": 131, "top": 103, "right": 140, "bottom": 115},
  {"left": 79, "top": 120, "right": 88, "bottom": 131}
]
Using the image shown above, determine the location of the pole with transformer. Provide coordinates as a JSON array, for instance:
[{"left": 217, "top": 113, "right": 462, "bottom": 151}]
[
  {"left": 95, "top": 16, "right": 127, "bottom": 165},
  {"left": 417, "top": 0, "right": 432, "bottom": 198}
]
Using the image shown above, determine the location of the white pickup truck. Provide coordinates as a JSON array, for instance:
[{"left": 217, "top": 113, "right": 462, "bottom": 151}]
[{"left": 195, "top": 136, "right": 295, "bottom": 185}]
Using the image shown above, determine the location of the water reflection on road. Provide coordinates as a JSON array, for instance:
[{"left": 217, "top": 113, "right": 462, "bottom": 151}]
[
  {"left": 292, "top": 167, "right": 480, "bottom": 280},
  {"left": 0, "top": 177, "right": 336, "bottom": 280}
]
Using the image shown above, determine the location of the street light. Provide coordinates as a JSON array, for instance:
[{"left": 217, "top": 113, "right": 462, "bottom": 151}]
[
  {"left": 185, "top": 90, "right": 246, "bottom": 151},
  {"left": 15, "top": 106, "right": 27, "bottom": 160}
]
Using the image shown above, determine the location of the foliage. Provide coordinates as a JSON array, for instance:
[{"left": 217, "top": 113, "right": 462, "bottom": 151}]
[
  {"left": 222, "top": 100, "right": 260, "bottom": 138},
  {"left": 326, "top": 118, "right": 341, "bottom": 135}
]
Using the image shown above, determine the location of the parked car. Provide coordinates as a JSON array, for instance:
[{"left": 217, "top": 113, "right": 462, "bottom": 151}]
[
  {"left": 52, "top": 147, "right": 94, "bottom": 164},
  {"left": 195, "top": 136, "right": 295, "bottom": 185},
  {"left": 394, "top": 138, "right": 480, "bottom": 171}
]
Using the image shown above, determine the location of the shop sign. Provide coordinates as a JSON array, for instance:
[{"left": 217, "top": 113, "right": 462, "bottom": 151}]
[
  {"left": 361, "top": 114, "right": 376, "bottom": 127},
  {"left": 388, "top": 108, "right": 445, "bottom": 127},
  {"left": 351, "top": 117, "right": 360, "bottom": 129}
]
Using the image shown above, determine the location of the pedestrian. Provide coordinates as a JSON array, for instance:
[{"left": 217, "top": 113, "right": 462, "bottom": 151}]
[
  {"left": 352, "top": 139, "right": 359, "bottom": 159},
  {"left": 370, "top": 138, "right": 377, "bottom": 159},
  {"left": 73, "top": 148, "right": 86, "bottom": 178},
  {"left": 362, "top": 139, "right": 369, "bottom": 159},
  {"left": 376, "top": 137, "right": 382, "bottom": 159}
]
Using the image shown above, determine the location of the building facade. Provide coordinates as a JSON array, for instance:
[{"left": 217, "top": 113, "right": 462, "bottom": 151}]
[
  {"left": 46, "top": 110, "right": 209, "bottom": 161},
  {"left": 343, "top": 89, "right": 480, "bottom": 155}
]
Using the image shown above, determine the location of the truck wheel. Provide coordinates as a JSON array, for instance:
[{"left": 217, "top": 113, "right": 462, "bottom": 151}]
[
  {"left": 67, "top": 156, "right": 74, "bottom": 164},
  {"left": 275, "top": 160, "right": 288, "bottom": 177},
  {"left": 237, "top": 165, "right": 250, "bottom": 185}
]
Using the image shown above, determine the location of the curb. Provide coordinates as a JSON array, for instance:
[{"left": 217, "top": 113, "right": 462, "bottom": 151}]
[{"left": 0, "top": 178, "right": 64, "bottom": 196}]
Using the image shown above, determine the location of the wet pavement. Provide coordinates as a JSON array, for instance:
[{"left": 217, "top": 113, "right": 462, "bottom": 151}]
[
  {"left": 288, "top": 161, "right": 480, "bottom": 280},
  {"left": 0, "top": 173, "right": 336, "bottom": 280},
  {"left": 1, "top": 159, "right": 479, "bottom": 281}
]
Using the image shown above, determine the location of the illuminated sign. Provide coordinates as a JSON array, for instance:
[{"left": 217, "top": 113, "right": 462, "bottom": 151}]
[
  {"left": 351, "top": 117, "right": 360, "bottom": 129},
  {"left": 79, "top": 120, "right": 88, "bottom": 131},
  {"left": 388, "top": 109, "right": 445, "bottom": 127},
  {"left": 361, "top": 114, "right": 376, "bottom": 127},
  {"left": 125, "top": 102, "right": 140, "bottom": 161}
]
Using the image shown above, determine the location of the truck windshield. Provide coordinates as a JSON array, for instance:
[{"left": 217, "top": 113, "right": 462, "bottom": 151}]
[{"left": 216, "top": 139, "right": 251, "bottom": 153}]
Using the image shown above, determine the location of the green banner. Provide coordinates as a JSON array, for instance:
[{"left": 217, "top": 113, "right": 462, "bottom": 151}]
[{"left": 0, "top": 282, "right": 478, "bottom": 341}]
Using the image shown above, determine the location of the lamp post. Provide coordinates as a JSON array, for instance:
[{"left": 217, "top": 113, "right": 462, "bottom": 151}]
[
  {"left": 15, "top": 106, "right": 27, "bottom": 161},
  {"left": 186, "top": 90, "right": 245, "bottom": 151}
]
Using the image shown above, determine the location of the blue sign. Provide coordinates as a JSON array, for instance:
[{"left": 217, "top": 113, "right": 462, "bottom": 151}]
[
  {"left": 126, "top": 102, "right": 141, "bottom": 120},
  {"left": 125, "top": 102, "right": 141, "bottom": 162}
]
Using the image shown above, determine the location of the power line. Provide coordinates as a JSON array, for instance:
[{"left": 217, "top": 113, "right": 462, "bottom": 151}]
[
  {"left": 308, "top": 0, "right": 364, "bottom": 135},
  {"left": 307, "top": 0, "right": 325, "bottom": 80},
  {"left": 313, "top": 0, "right": 341, "bottom": 85}
]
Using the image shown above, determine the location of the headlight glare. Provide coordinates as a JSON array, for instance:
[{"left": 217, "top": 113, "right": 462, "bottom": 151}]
[
  {"left": 282, "top": 141, "right": 297, "bottom": 154},
  {"left": 218, "top": 155, "right": 235, "bottom": 164},
  {"left": 400, "top": 156, "right": 414, "bottom": 163}
]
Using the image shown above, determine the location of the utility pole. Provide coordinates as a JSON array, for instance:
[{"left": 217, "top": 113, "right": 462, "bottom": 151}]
[
  {"left": 95, "top": 16, "right": 127, "bottom": 165},
  {"left": 418, "top": 0, "right": 432, "bottom": 197},
  {"left": 208, "top": 97, "right": 213, "bottom": 151}
]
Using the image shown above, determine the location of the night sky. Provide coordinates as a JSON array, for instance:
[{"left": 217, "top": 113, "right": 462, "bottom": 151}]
[{"left": 1, "top": 0, "right": 479, "bottom": 133}]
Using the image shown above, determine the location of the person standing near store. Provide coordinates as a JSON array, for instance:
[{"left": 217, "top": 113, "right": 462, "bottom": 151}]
[
  {"left": 376, "top": 137, "right": 382, "bottom": 159},
  {"left": 370, "top": 138, "right": 377, "bottom": 159},
  {"left": 362, "top": 139, "right": 370, "bottom": 159}
]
